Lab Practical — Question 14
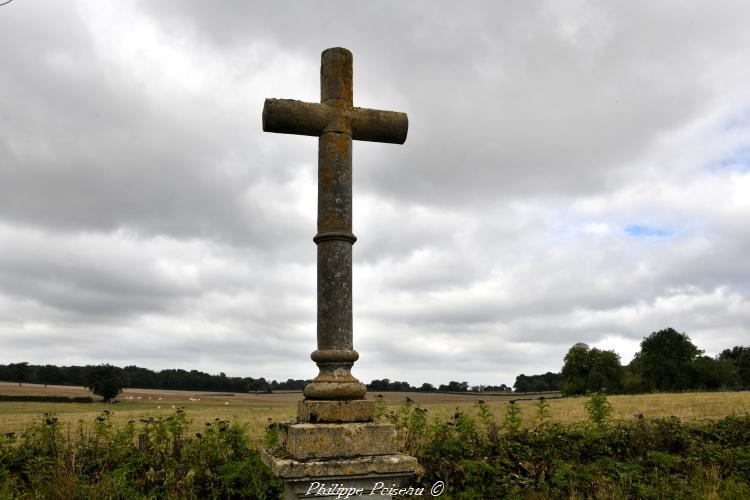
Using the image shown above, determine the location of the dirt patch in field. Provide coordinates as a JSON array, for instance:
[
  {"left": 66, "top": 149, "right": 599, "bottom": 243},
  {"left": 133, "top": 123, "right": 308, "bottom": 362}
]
[{"left": 0, "top": 382, "right": 94, "bottom": 398}]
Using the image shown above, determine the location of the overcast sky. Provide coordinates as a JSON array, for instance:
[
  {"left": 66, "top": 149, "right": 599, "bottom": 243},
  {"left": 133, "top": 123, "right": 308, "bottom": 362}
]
[{"left": 1, "top": 1, "right": 749, "bottom": 388}]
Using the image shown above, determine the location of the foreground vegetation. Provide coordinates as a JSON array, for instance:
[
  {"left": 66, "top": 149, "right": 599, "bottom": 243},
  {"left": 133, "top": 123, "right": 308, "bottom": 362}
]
[
  {"left": 385, "top": 397, "right": 750, "bottom": 498},
  {"left": 1, "top": 393, "right": 749, "bottom": 498},
  {"left": 1, "top": 386, "right": 749, "bottom": 436},
  {"left": 0, "top": 409, "right": 283, "bottom": 499}
]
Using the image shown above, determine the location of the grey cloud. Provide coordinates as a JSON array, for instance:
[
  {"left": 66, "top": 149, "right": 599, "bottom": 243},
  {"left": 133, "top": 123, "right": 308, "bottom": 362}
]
[
  {"left": 0, "top": 3, "right": 317, "bottom": 251},
  {"left": 1, "top": 1, "right": 749, "bottom": 387}
]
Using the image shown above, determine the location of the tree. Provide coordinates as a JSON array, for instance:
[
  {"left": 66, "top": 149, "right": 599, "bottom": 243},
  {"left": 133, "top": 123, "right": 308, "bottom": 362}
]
[
  {"left": 622, "top": 359, "right": 646, "bottom": 394},
  {"left": 247, "top": 377, "right": 271, "bottom": 393},
  {"left": 691, "top": 356, "right": 739, "bottom": 390},
  {"left": 8, "top": 362, "right": 30, "bottom": 387},
  {"left": 34, "top": 364, "right": 62, "bottom": 387},
  {"left": 560, "top": 343, "right": 590, "bottom": 395},
  {"left": 719, "top": 346, "right": 750, "bottom": 389},
  {"left": 84, "top": 364, "right": 125, "bottom": 402},
  {"left": 437, "top": 381, "right": 468, "bottom": 392},
  {"left": 478, "top": 384, "right": 512, "bottom": 392},
  {"left": 587, "top": 349, "right": 624, "bottom": 393},
  {"left": 560, "top": 344, "right": 623, "bottom": 395},
  {"left": 368, "top": 379, "right": 390, "bottom": 391},
  {"left": 447, "top": 381, "right": 469, "bottom": 392},
  {"left": 514, "top": 372, "right": 563, "bottom": 392},
  {"left": 123, "top": 365, "right": 157, "bottom": 388},
  {"left": 636, "top": 327, "right": 702, "bottom": 391}
]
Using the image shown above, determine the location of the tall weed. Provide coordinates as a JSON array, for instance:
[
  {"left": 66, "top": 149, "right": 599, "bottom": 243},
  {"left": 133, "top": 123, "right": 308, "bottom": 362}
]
[
  {"left": 386, "top": 398, "right": 750, "bottom": 499},
  {"left": 0, "top": 409, "right": 282, "bottom": 498},
  {"left": 586, "top": 392, "right": 614, "bottom": 427},
  {"left": 3, "top": 402, "right": 750, "bottom": 498}
]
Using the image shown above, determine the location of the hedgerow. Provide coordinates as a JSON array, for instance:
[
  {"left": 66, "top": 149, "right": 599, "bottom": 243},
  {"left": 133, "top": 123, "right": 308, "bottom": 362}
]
[
  {"left": 0, "top": 409, "right": 282, "bottom": 499},
  {"left": 385, "top": 394, "right": 750, "bottom": 499},
  {"left": 1, "top": 394, "right": 748, "bottom": 498}
]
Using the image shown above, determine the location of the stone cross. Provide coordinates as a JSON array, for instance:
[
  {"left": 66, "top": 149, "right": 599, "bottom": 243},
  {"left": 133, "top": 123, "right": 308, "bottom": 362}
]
[{"left": 263, "top": 47, "right": 407, "bottom": 401}]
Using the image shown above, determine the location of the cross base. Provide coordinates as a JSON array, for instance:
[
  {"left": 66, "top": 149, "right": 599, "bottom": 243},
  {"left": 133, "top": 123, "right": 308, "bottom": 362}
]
[
  {"left": 261, "top": 450, "right": 419, "bottom": 500},
  {"left": 297, "top": 400, "right": 374, "bottom": 423},
  {"left": 303, "top": 381, "right": 367, "bottom": 400},
  {"left": 262, "top": 399, "right": 419, "bottom": 499},
  {"left": 304, "top": 353, "right": 367, "bottom": 400}
]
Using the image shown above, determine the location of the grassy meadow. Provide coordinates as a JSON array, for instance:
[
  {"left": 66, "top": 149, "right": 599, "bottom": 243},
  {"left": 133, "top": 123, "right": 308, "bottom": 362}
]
[
  {"left": 2, "top": 382, "right": 750, "bottom": 497},
  {"left": 1, "top": 382, "right": 749, "bottom": 438}
]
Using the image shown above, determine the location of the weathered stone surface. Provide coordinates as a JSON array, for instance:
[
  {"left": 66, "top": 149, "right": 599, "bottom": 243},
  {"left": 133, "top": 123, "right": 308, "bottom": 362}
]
[
  {"left": 350, "top": 107, "right": 407, "bottom": 144},
  {"left": 263, "top": 450, "right": 419, "bottom": 499},
  {"left": 303, "top": 380, "right": 366, "bottom": 401},
  {"left": 282, "top": 422, "right": 397, "bottom": 460},
  {"left": 262, "top": 99, "right": 407, "bottom": 144},
  {"left": 261, "top": 449, "right": 418, "bottom": 479},
  {"left": 262, "top": 47, "right": 417, "bottom": 496},
  {"left": 262, "top": 47, "right": 408, "bottom": 401},
  {"left": 297, "top": 400, "right": 374, "bottom": 423}
]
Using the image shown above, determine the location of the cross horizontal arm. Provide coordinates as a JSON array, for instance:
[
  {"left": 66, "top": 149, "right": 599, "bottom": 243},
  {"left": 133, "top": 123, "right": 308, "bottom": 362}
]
[
  {"left": 263, "top": 98, "right": 408, "bottom": 144},
  {"left": 350, "top": 107, "right": 408, "bottom": 144},
  {"left": 262, "top": 99, "right": 330, "bottom": 137}
]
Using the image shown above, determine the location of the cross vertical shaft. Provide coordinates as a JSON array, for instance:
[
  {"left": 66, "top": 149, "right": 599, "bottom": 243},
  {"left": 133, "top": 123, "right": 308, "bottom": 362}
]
[
  {"left": 309, "top": 48, "right": 363, "bottom": 399},
  {"left": 262, "top": 47, "right": 408, "bottom": 400}
]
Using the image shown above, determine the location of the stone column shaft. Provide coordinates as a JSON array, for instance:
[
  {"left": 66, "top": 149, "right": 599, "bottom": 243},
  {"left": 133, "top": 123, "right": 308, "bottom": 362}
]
[
  {"left": 262, "top": 47, "right": 407, "bottom": 400},
  {"left": 304, "top": 49, "right": 366, "bottom": 400}
]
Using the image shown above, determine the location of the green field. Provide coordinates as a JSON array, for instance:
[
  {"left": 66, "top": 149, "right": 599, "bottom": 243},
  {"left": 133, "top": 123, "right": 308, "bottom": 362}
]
[
  {"left": 2, "top": 383, "right": 750, "bottom": 498},
  {"left": 2, "top": 382, "right": 749, "bottom": 439}
]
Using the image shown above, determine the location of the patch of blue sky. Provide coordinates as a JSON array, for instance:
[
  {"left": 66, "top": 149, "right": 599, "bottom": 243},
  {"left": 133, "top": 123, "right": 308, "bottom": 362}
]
[
  {"left": 707, "top": 145, "right": 750, "bottom": 172},
  {"left": 721, "top": 105, "right": 750, "bottom": 132},
  {"left": 625, "top": 224, "right": 673, "bottom": 238},
  {"left": 709, "top": 106, "right": 750, "bottom": 172}
]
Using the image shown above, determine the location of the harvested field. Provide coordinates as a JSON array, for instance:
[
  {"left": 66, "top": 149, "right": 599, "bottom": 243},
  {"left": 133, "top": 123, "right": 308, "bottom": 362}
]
[{"left": 1, "top": 382, "right": 748, "bottom": 442}]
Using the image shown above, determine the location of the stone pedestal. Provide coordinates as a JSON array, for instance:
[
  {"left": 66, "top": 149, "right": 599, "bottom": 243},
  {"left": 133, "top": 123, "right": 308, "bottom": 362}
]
[
  {"left": 262, "top": 400, "right": 419, "bottom": 499},
  {"left": 262, "top": 450, "right": 418, "bottom": 500}
]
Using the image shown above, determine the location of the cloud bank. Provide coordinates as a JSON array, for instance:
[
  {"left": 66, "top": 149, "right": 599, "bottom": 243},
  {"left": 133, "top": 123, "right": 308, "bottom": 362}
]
[{"left": 1, "top": 1, "right": 749, "bottom": 386}]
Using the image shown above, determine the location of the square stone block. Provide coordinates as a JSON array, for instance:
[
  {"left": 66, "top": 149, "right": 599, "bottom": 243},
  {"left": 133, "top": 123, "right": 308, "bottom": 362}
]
[
  {"left": 282, "top": 422, "right": 397, "bottom": 460},
  {"left": 262, "top": 449, "right": 419, "bottom": 500},
  {"left": 297, "top": 399, "right": 374, "bottom": 423}
]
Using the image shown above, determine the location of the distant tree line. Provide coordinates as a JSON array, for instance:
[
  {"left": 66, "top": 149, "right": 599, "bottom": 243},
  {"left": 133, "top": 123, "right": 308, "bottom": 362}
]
[
  {"left": 0, "top": 363, "right": 303, "bottom": 395},
  {"left": 557, "top": 328, "right": 750, "bottom": 395},
  {"left": 512, "top": 372, "right": 563, "bottom": 393},
  {"left": 366, "top": 379, "right": 512, "bottom": 393},
  {"left": 0, "top": 363, "right": 518, "bottom": 396},
  {"left": 5, "top": 327, "right": 744, "bottom": 397},
  {"left": 395, "top": 328, "right": 748, "bottom": 395}
]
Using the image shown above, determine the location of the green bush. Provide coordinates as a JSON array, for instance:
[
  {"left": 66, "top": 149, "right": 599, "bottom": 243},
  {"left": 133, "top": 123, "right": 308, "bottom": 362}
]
[
  {"left": 585, "top": 391, "right": 614, "bottom": 426},
  {"left": 2, "top": 403, "right": 750, "bottom": 498},
  {"left": 385, "top": 398, "right": 750, "bottom": 499},
  {"left": 0, "top": 409, "right": 282, "bottom": 498}
]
